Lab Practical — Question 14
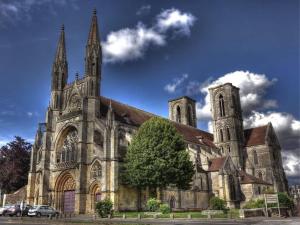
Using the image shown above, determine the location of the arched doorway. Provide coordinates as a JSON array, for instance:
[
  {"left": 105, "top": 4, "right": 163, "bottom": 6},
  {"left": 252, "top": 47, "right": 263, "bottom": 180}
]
[
  {"left": 169, "top": 196, "right": 176, "bottom": 209},
  {"left": 55, "top": 173, "right": 76, "bottom": 213},
  {"left": 90, "top": 183, "right": 101, "bottom": 212}
]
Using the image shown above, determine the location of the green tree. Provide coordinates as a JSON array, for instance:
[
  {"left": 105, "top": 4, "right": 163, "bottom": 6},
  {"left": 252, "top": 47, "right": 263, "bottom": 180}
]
[
  {"left": 123, "top": 117, "right": 194, "bottom": 209},
  {"left": 0, "top": 136, "right": 32, "bottom": 193}
]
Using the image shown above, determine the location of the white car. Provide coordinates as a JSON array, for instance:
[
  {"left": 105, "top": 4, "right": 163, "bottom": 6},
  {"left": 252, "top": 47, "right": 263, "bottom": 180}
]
[
  {"left": 0, "top": 205, "right": 12, "bottom": 216},
  {"left": 28, "top": 205, "right": 59, "bottom": 217}
]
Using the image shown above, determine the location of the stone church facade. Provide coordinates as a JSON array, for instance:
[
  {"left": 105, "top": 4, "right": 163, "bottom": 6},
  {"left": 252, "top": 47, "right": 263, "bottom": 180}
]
[{"left": 26, "top": 11, "right": 288, "bottom": 214}]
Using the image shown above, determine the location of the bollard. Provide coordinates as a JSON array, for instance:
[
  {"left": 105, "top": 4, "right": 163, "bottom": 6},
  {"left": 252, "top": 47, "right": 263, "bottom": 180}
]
[
  {"left": 153, "top": 214, "right": 158, "bottom": 219},
  {"left": 207, "top": 213, "right": 211, "bottom": 219},
  {"left": 108, "top": 214, "right": 112, "bottom": 219},
  {"left": 122, "top": 213, "right": 126, "bottom": 219},
  {"left": 187, "top": 214, "right": 192, "bottom": 219},
  {"left": 170, "top": 213, "right": 174, "bottom": 219},
  {"left": 93, "top": 214, "right": 96, "bottom": 220},
  {"left": 137, "top": 213, "right": 141, "bottom": 220}
]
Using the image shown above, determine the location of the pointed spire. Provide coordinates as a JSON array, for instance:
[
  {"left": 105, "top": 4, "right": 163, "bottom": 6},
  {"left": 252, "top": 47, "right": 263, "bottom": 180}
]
[
  {"left": 54, "top": 24, "right": 67, "bottom": 63},
  {"left": 87, "top": 9, "right": 100, "bottom": 46},
  {"left": 85, "top": 8, "right": 102, "bottom": 84}
]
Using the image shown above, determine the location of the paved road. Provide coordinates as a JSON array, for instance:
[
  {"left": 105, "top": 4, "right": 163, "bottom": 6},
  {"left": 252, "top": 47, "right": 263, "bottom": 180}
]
[{"left": 0, "top": 216, "right": 299, "bottom": 225}]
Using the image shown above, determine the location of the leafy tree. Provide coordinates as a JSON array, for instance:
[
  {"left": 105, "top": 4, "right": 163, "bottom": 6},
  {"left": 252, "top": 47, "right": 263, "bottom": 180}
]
[
  {"left": 123, "top": 117, "right": 194, "bottom": 208},
  {"left": 0, "top": 136, "right": 32, "bottom": 193}
]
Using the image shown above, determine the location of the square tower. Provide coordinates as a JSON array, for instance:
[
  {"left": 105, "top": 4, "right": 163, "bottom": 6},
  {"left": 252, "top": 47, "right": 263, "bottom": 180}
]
[
  {"left": 209, "top": 83, "right": 245, "bottom": 168},
  {"left": 168, "top": 96, "right": 197, "bottom": 128}
]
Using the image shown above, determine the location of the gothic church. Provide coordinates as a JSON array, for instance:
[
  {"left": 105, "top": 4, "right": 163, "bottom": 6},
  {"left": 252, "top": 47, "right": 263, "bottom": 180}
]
[{"left": 27, "top": 11, "right": 288, "bottom": 214}]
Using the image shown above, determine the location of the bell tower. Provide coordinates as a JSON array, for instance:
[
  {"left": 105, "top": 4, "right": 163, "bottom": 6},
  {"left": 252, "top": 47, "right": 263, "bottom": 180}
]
[
  {"left": 209, "top": 83, "right": 245, "bottom": 168},
  {"left": 168, "top": 96, "right": 197, "bottom": 128}
]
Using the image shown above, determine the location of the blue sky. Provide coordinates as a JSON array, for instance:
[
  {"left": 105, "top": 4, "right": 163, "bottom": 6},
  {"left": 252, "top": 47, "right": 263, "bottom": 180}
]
[{"left": 0, "top": 0, "right": 299, "bottom": 184}]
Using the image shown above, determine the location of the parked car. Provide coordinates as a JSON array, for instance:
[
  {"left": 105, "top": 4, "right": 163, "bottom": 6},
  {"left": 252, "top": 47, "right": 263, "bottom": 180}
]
[
  {"left": 28, "top": 205, "right": 59, "bottom": 217},
  {"left": 5, "top": 204, "right": 32, "bottom": 217},
  {"left": 0, "top": 205, "right": 12, "bottom": 216}
]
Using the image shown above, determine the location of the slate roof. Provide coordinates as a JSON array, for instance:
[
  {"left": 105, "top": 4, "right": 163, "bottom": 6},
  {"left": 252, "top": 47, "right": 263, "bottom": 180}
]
[
  {"left": 239, "top": 170, "right": 271, "bottom": 185},
  {"left": 100, "top": 96, "right": 269, "bottom": 149},
  {"left": 100, "top": 96, "right": 215, "bottom": 147},
  {"left": 207, "top": 157, "right": 227, "bottom": 172},
  {"left": 244, "top": 125, "right": 268, "bottom": 147}
]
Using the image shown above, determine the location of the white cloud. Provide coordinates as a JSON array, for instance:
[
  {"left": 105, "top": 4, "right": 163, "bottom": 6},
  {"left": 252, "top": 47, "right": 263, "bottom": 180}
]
[
  {"left": 283, "top": 152, "right": 300, "bottom": 182},
  {"left": 102, "top": 8, "right": 196, "bottom": 63},
  {"left": 102, "top": 23, "right": 165, "bottom": 63},
  {"left": 156, "top": 8, "right": 196, "bottom": 36},
  {"left": 136, "top": 5, "right": 151, "bottom": 16},
  {"left": 164, "top": 74, "right": 189, "bottom": 93},
  {"left": 27, "top": 112, "right": 33, "bottom": 117}
]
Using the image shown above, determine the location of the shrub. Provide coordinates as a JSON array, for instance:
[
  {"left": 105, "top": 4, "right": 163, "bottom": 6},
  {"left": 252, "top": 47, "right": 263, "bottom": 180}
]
[
  {"left": 278, "top": 192, "right": 294, "bottom": 208},
  {"left": 147, "top": 198, "right": 160, "bottom": 212},
  {"left": 95, "top": 198, "right": 113, "bottom": 218},
  {"left": 159, "top": 203, "right": 171, "bottom": 214},
  {"left": 209, "top": 196, "right": 226, "bottom": 210},
  {"left": 243, "top": 199, "right": 264, "bottom": 209}
]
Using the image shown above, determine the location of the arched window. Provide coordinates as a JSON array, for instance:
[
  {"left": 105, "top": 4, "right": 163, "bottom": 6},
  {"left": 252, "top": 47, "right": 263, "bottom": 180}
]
[
  {"left": 169, "top": 196, "right": 176, "bottom": 209},
  {"left": 229, "top": 175, "right": 236, "bottom": 200},
  {"left": 176, "top": 106, "right": 181, "bottom": 123},
  {"left": 56, "top": 129, "right": 78, "bottom": 164},
  {"left": 219, "top": 95, "right": 225, "bottom": 117},
  {"left": 220, "top": 146, "right": 224, "bottom": 154},
  {"left": 220, "top": 129, "right": 224, "bottom": 142},
  {"left": 226, "top": 127, "right": 231, "bottom": 141},
  {"left": 253, "top": 150, "right": 258, "bottom": 165},
  {"left": 200, "top": 176, "right": 203, "bottom": 190},
  {"left": 258, "top": 171, "right": 263, "bottom": 180},
  {"left": 232, "top": 95, "right": 236, "bottom": 111},
  {"left": 94, "top": 131, "right": 104, "bottom": 148},
  {"left": 187, "top": 105, "right": 193, "bottom": 126},
  {"left": 37, "top": 148, "right": 42, "bottom": 163},
  {"left": 91, "top": 161, "right": 102, "bottom": 179}
]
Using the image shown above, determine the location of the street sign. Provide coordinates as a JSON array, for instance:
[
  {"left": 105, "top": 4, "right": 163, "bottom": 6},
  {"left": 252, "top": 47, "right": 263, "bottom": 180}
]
[{"left": 264, "top": 194, "right": 280, "bottom": 217}]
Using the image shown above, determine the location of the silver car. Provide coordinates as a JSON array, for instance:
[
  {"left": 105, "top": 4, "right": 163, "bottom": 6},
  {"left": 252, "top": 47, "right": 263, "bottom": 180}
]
[{"left": 28, "top": 205, "right": 59, "bottom": 217}]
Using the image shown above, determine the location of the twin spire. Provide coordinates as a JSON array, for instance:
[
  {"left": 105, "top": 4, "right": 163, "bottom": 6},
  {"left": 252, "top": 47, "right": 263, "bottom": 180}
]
[{"left": 53, "top": 9, "right": 101, "bottom": 83}]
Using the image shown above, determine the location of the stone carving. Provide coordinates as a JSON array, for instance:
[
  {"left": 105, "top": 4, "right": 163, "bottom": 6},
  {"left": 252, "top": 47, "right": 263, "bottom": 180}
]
[
  {"left": 64, "top": 177, "right": 76, "bottom": 190},
  {"left": 68, "top": 94, "right": 81, "bottom": 112}
]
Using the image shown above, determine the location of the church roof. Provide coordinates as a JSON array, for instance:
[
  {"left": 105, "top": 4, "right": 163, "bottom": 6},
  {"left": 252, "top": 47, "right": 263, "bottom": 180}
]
[
  {"left": 99, "top": 96, "right": 270, "bottom": 149},
  {"left": 239, "top": 170, "right": 272, "bottom": 185},
  {"left": 100, "top": 96, "right": 215, "bottom": 147},
  {"left": 207, "top": 157, "right": 227, "bottom": 172},
  {"left": 244, "top": 125, "right": 268, "bottom": 147}
]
